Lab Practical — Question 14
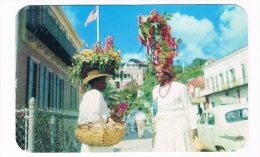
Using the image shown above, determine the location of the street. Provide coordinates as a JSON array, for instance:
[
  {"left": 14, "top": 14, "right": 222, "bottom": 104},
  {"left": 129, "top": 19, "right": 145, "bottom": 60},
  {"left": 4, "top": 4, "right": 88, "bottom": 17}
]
[{"left": 113, "top": 125, "right": 154, "bottom": 152}]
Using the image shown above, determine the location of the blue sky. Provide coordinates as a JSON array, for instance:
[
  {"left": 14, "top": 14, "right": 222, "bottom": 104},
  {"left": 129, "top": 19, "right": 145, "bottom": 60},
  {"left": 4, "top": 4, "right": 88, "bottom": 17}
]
[
  {"left": 62, "top": 4, "right": 247, "bottom": 65},
  {"left": 62, "top": 4, "right": 248, "bottom": 65}
]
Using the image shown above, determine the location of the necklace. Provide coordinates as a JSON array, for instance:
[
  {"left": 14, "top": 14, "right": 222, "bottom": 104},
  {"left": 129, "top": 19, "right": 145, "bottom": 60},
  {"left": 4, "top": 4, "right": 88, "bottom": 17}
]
[{"left": 159, "top": 81, "right": 172, "bottom": 98}]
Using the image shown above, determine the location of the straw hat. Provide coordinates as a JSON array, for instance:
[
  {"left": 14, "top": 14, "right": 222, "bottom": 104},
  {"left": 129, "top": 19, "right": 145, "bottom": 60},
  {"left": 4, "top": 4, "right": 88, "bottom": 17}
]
[{"left": 82, "top": 70, "right": 112, "bottom": 84}]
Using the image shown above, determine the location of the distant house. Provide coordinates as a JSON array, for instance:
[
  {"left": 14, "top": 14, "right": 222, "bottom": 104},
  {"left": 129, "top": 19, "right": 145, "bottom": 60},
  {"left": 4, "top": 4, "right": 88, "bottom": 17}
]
[
  {"left": 109, "top": 59, "right": 147, "bottom": 90},
  {"left": 186, "top": 76, "right": 206, "bottom": 115},
  {"left": 16, "top": 6, "right": 83, "bottom": 111},
  {"left": 200, "top": 45, "right": 248, "bottom": 109}
]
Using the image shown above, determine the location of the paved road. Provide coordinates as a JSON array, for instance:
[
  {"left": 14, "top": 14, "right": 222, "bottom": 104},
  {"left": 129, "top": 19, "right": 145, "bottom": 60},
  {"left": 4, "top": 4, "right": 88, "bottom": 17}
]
[{"left": 113, "top": 125, "right": 154, "bottom": 152}]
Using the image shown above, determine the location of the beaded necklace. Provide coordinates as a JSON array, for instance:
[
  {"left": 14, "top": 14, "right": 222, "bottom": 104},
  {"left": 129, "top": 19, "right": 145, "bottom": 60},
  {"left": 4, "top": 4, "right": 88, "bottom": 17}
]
[{"left": 159, "top": 81, "right": 172, "bottom": 98}]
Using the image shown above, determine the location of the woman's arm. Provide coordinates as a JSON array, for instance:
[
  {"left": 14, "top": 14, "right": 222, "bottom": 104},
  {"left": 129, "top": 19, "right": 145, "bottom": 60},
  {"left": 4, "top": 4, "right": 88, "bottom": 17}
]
[{"left": 180, "top": 84, "right": 198, "bottom": 131}]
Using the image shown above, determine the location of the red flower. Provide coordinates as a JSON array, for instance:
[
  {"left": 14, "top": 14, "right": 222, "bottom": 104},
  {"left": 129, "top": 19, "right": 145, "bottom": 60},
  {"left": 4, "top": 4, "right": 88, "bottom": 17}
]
[
  {"left": 112, "top": 102, "right": 129, "bottom": 119},
  {"left": 19, "top": 113, "right": 25, "bottom": 118},
  {"left": 149, "top": 10, "right": 161, "bottom": 22}
]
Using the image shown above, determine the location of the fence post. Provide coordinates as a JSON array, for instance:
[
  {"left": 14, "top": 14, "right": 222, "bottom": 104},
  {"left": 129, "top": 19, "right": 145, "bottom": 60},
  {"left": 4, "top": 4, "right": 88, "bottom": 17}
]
[
  {"left": 50, "top": 115, "right": 57, "bottom": 152},
  {"left": 28, "top": 97, "right": 36, "bottom": 152}
]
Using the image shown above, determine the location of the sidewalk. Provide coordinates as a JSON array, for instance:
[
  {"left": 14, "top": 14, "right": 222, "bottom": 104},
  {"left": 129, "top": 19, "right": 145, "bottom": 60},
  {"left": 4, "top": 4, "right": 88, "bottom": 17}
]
[{"left": 113, "top": 125, "right": 154, "bottom": 152}]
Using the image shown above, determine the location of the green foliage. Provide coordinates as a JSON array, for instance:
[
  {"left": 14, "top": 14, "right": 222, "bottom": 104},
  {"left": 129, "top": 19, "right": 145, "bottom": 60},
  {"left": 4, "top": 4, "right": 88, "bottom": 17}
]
[
  {"left": 140, "top": 58, "right": 206, "bottom": 102},
  {"left": 175, "top": 58, "right": 206, "bottom": 83}
]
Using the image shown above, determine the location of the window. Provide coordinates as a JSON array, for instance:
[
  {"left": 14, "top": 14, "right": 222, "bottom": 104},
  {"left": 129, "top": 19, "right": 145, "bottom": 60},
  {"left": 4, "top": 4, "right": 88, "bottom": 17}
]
[
  {"left": 215, "top": 75, "right": 219, "bottom": 91},
  {"left": 207, "top": 113, "right": 215, "bottom": 125},
  {"left": 225, "top": 108, "right": 248, "bottom": 123},
  {"left": 219, "top": 73, "right": 224, "bottom": 85},
  {"left": 70, "top": 85, "right": 78, "bottom": 111},
  {"left": 230, "top": 68, "right": 236, "bottom": 82},
  {"left": 210, "top": 77, "right": 215, "bottom": 91},
  {"left": 241, "top": 64, "right": 247, "bottom": 83},
  {"left": 200, "top": 113, "right": 206, "bottom": 124},
  {"left": 27, "top": 57, "right": 66, "bottom": 110}
]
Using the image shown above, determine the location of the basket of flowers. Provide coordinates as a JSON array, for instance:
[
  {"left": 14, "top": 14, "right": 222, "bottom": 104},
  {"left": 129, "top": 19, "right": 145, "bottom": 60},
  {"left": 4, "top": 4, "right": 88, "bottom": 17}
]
[
  {"left": 68, "top": 36, "right": 122, "bottom": 86},
  {"left": 138, "top": 9, "right": 182, "bottom": 67}
]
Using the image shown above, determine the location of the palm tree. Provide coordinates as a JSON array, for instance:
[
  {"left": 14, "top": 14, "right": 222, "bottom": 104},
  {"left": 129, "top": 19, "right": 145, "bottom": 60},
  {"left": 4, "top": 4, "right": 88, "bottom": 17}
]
[{"left": 103, "top": 81, "right": 120, "bottom": 109}]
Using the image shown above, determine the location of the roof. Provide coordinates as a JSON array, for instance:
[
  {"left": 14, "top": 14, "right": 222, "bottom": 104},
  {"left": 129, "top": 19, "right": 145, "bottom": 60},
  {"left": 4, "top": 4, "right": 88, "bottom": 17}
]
[{"left": 186, "top": 75, "right": 205, "bottom": 88}]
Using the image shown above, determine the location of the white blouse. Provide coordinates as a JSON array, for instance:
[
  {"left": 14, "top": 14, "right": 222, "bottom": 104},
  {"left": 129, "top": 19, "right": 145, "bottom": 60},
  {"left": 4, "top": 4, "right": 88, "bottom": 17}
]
[{"left": 77, "top": 89, "right": 113, "bottom": 152}]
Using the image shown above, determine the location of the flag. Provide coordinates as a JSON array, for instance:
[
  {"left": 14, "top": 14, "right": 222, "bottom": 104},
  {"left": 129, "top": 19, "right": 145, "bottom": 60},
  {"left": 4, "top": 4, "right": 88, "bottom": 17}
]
[{"left": 84, "top": 7, "right": 98, "bottom": 27}]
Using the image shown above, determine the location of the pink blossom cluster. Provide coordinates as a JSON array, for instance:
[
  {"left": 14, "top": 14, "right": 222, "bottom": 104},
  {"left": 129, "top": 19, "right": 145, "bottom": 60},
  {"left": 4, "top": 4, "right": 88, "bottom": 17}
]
[
  {"left": 93, "top": 41, "right": 104, "bottom": 53},
  {"left": 103, "top": 36, "right": 114, "bottom": 52},
  {"left": 92, "top": 36, "right": 114, "bottom": 53},
  {"left": 112, "top": 102, "right": 128, "bottom": 118}
]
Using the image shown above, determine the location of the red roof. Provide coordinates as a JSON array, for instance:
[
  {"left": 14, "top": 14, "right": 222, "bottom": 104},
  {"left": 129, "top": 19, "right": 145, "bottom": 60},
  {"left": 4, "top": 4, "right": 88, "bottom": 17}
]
[{"left": 186, "top": 76, "right": 205, "bottom": 88}]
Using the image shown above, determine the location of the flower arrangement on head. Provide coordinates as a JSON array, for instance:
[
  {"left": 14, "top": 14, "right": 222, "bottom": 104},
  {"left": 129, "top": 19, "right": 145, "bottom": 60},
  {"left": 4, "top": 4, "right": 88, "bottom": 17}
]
[
  {"left": 68, "top": 36, "right": 122, "bottom": 90},
  {"left": 138, "top": 9, "right": 182, "bottom": 68},
  {"left": 110, "top": 102, "right": 129, "bottom": 123}
]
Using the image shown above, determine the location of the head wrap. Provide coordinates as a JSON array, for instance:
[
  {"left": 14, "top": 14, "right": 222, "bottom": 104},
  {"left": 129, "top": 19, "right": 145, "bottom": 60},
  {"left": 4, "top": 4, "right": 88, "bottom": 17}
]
[{"left": 156, "top": 64, "right": 175, "bottom": 79}]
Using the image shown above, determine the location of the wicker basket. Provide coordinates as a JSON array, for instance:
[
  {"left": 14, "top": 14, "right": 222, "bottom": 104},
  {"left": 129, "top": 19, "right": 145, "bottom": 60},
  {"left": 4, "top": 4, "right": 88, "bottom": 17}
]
[{"left": 75, "top": 115, "right": 126, "bottom": 146}]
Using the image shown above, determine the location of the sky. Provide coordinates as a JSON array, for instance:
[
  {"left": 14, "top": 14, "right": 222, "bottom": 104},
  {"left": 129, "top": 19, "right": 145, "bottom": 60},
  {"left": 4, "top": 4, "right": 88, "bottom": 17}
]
[{"left": 61, "top": 4, "right": 248, "bottom": 65}]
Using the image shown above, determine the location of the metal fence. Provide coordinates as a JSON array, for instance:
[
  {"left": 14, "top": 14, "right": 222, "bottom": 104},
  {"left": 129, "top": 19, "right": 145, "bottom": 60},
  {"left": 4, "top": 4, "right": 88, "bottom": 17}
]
[{"left": 15, "top": 97, "right": 81, "bottom": 152}]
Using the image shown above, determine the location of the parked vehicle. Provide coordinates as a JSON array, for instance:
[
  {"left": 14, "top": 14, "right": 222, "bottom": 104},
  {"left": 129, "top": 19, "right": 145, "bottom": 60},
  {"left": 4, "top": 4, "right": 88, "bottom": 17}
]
[{"left": 197, "top": 104, "right": 248, "bottom": 152}]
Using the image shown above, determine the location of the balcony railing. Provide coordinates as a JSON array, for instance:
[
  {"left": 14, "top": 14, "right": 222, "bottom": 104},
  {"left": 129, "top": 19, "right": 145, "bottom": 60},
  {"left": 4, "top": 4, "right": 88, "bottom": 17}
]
[
  {"left": 200, "top": 77, "right": 248, "bottom": 96},
  {"left": 26, "top": 8, "right": 76, "bottom": 66}
]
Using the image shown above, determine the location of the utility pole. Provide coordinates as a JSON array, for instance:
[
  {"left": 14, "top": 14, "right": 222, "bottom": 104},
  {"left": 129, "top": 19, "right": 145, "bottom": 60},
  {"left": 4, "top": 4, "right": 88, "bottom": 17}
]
[{"left": 180, "top": 52, "right": 185, "bottom": 73}]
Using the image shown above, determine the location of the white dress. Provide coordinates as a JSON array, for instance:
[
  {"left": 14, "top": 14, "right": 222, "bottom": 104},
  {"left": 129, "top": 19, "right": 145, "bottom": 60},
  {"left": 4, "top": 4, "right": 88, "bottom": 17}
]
[
  {"left": 78, "top": 89, "right": 113, "bottom": 152},
  {"left": 152, "top": 81, "right": 197, "bottom": 152}
]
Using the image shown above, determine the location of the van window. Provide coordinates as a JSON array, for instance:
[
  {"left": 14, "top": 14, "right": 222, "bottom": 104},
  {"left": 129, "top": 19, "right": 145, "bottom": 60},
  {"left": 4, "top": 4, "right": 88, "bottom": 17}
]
[{"left": 207, "top": 113, "right": 215, "bottom": 125}]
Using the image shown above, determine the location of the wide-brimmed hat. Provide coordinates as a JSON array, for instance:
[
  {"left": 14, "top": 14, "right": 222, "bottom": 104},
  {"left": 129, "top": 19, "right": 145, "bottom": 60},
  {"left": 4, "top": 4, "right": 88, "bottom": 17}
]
[{"left": 82, "top": 70, "right": 112, "bottom": 84}]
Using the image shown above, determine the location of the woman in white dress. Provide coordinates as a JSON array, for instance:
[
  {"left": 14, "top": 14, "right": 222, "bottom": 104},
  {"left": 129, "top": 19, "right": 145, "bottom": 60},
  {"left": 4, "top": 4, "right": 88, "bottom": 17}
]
[
  {"left": 77, "top": 70, "right": 120, "bottom": 152},
  {"left": 152, "top": 64, "right": 198, "bottom": 152}
]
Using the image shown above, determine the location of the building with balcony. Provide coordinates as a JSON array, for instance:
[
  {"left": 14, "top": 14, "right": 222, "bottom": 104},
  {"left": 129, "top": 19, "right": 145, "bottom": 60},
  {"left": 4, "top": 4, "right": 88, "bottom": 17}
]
[
  {"left": 16, "top": 6, "right": 83, "bottom": 111},
  {"left": 109, "top": 59, "right": 147, "bottom": 90},
  {"left": 200, "top": 45, "right": 248, "bottom": 109}
]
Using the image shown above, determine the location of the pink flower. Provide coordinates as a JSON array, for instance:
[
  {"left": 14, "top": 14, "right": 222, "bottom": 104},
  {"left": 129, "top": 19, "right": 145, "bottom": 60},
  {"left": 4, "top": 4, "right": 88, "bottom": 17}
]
[
  {"left": 112, "top": 102, "right": 128, "bottom": 118},
  {"left": 103, "top": 36, "right": 114, "bottom": 52}
]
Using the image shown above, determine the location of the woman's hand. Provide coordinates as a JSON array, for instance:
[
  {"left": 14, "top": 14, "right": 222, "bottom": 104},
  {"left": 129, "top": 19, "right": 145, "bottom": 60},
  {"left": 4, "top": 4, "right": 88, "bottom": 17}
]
[{"left": 192, "top": 129, "right": 198, "bottom": 140}]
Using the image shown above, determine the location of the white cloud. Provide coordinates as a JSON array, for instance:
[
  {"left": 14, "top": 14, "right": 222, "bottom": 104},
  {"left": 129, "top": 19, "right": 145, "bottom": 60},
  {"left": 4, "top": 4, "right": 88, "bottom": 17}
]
[
  {"left": 121, "top": 52, "right": 147, "bottom": 64},
  {"left": 218, "top": 5, "right": 248, "bottom": 56},
  {"left": 168, "top": 12, "right": 218, "bottom": 64},
  {"left": 167, "top": 5, "right": 247, "bottom": 65}
]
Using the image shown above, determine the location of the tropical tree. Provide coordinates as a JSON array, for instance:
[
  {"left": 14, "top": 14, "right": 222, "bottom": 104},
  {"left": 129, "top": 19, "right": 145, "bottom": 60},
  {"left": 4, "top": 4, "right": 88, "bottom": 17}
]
[{"left": 103, "top": 81, "right": 120, "bottom": 109}]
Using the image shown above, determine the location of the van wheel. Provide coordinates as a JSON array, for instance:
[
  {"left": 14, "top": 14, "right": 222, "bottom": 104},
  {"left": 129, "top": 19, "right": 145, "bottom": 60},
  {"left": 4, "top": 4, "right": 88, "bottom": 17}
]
[{"left": 216, "top": 146, "right": 225, "bottom": 152}]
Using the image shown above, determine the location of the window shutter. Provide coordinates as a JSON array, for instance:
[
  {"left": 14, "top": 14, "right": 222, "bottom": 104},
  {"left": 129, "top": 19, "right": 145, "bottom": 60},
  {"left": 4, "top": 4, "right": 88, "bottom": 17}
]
[
  {"left": 38, "top": 64, "right": 44, "bottom": 108},
  {"left": 27, "top": 57, "right": 34, "bottom": 105},
  {"left": 70, "top": 85, "right": 75, "bottom": 111},
  {"left": 44, "top": 68, "right": 49, "bottom": 109},
  {"left": 57, "top": 76, "right": 61, "bottom": 109},
  {"left": 52, "top": 74, "right": 57, "bottom": 109}
]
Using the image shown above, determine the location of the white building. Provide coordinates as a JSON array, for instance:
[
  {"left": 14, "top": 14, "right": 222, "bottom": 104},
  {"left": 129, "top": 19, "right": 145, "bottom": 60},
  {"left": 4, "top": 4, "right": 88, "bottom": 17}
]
[
  {"left": 109, "top": 59, "right": 147, "bottom": 90},
  {"left": 200, "top": 45, "right": 248, "bottom": 109}
]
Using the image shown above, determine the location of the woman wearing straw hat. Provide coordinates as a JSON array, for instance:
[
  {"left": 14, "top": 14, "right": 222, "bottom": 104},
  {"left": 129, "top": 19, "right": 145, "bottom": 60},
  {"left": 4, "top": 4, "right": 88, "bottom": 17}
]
[{"left": 77, "top": 69, "right": 120, "bottom": 152}]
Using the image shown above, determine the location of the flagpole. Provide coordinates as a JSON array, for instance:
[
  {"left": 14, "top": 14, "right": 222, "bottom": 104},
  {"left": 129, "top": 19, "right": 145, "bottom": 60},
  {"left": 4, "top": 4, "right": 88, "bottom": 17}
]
[{"left": 96, "top": 5, "right": 100, "bottom": 42}]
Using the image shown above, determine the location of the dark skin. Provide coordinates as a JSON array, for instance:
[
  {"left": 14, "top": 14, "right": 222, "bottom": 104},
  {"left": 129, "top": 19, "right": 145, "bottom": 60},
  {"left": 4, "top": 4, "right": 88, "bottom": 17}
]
[
  {"left": 89, "top": 76, "right": 122, "bottom": 123},
  {"left": 153, "top": 68, "right": 198, "bottom": 145}
]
